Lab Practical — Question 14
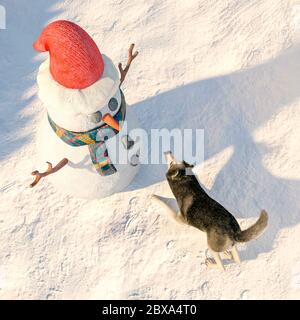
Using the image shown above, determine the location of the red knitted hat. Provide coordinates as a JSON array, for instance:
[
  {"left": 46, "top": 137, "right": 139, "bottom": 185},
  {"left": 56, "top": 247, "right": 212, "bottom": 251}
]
[{"left": 33, "top": 20, "right": 104, "bottom": 89}]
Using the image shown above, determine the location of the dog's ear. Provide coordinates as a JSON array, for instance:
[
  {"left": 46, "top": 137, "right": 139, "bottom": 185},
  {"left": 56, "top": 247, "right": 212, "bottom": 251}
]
[
  {"left": 183, "top": 160, "right": 194, "bottom": 168},
  {"left": 170, "top": 169, "right": 180, "bottom": 179}
]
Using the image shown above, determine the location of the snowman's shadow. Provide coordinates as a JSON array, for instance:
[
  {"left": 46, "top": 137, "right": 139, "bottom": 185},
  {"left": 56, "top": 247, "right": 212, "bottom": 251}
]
[
  {"left": 68, "top": 155, "right": 96, "bottom": 174},
  {"left": 0, "top": 1, "right": 63, "bottom": 160},
  {"left": 123, "top": 43, "right": 300, "bottom": 261}
]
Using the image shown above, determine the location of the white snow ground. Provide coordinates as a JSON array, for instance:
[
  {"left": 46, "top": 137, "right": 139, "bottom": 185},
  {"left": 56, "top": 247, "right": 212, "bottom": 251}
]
[{"left": 0, "top": 0, "right": 300, "bottom": 299}]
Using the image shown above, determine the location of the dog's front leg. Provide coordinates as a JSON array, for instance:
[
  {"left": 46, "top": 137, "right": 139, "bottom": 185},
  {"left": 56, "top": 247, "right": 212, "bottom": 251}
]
[
  {"left": 151, "top": 194, "right": 185, "bottom": 225},
  {"left": 231, "top": 246, "right": 241, "bottom": 264}
]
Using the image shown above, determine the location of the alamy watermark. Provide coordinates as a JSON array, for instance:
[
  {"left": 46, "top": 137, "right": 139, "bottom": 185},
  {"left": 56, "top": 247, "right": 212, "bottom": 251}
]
[
  {"left": 101, "top": 121, "right": 205, "bottom": 171},
  {"left": 0, "top": 5, "right": 6, "bottom": 30},
  {"left": 292, "top": 3, "right": 300, "bottom": 32}
]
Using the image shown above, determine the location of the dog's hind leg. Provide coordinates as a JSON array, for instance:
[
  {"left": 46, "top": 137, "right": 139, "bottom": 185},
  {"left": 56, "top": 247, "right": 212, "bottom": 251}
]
[
  {"left": 151, "top": 194, "right": 185, "bottom": 225},
  {"left": 223, "top": 250, "right": 234, "bottom": 260},
  {"left": 205, "top": 251, "right": 225, "bottom": 271},
  {"left": 231, "top": 246, "right": 241, "bottom": 264},
  {"left": 223, "top": 246, "right": 241, "bottom": 264}
]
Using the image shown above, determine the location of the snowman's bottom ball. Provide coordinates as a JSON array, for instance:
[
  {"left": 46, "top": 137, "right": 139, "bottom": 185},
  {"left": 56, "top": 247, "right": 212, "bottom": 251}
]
[{"left": 36, "top": 109, "right": 141, "bottom": 199}]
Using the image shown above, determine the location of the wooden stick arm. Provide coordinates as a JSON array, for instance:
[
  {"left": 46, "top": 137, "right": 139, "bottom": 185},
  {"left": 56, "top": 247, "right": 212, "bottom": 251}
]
[
  {"left": 30, "top": 158, "right": 69, "bottom": 188},
  {"left": 118, "top": 43, "right": 139, "bottom": 86}
]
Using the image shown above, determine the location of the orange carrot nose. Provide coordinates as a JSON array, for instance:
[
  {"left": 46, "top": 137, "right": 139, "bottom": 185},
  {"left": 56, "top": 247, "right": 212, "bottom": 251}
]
[{"left": 102, "top": 113, "right": 120, "bottom": 132}]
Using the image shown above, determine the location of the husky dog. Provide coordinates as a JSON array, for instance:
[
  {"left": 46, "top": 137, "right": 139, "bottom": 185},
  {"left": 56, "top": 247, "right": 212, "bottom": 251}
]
[{"left": 152, "top": 151, "right": 268, "bottom": 271}]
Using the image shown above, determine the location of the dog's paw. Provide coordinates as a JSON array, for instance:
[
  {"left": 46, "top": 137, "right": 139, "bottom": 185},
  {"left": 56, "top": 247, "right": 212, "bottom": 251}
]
[
  {"left": 205, "top": 258, "right": 225, "bottom": 271},
  {"left": 223, "top": 250, "right": 234, "bottom": 260},
  {"left": 151, "top": 194, "right": 162, "bottom": 203},
  {"left": 205, "top": 258, "right": 217, "bottom": 269}
]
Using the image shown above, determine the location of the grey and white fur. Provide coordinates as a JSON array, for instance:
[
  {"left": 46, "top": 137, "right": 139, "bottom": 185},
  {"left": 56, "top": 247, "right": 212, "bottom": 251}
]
[{"left": 152, "top": 151, "right": 268, "bottom": 271}]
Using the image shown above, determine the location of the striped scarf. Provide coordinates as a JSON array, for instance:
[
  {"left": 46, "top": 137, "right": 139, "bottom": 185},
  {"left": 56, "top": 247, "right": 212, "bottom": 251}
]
[{"left": 48, "top": 92, "right": 126, "bottom": 176}]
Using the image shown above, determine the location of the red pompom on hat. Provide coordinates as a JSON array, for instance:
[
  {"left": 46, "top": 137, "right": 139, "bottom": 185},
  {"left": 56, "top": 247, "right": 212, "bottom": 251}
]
[{"left": 33, "top": 20, "right": 104, "bottom": 89}]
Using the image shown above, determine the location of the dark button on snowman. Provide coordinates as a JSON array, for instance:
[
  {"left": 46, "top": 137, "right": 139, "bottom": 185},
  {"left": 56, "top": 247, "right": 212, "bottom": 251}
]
[{"left": 30, "top": 20, "right": 141, "bottom": 199}]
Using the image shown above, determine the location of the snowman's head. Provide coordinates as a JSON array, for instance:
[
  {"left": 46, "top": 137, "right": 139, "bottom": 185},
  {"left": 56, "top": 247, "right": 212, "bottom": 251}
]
[{"left": 34, "top": 20, "right": 122, "bottom": 132}]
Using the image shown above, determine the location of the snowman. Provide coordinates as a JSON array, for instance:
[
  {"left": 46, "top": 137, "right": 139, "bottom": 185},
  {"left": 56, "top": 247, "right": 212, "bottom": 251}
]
[{"left": 30, "top": 20, "right": 141, "bottom": 199}]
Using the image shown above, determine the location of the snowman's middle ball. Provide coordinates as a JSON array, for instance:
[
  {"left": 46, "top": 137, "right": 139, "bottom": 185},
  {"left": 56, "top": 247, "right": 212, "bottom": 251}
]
[{"left": 36, "top": 55, "right": 141, "bottom": 199}]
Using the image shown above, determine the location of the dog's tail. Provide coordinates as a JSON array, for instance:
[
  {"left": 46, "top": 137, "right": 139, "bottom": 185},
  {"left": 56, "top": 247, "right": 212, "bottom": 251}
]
[{"left": 235, "top": 210, "right": 268, "bottom": 243}]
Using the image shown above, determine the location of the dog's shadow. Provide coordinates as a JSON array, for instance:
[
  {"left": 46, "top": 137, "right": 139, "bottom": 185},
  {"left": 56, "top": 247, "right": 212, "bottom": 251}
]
[{"left": 124, "top": 43, "right": 300, "bottom": 262}]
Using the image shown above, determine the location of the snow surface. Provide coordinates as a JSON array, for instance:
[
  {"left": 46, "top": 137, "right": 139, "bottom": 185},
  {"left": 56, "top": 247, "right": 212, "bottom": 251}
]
[{"left": 0, "top": 0, "right": 300, "bottom": 299}]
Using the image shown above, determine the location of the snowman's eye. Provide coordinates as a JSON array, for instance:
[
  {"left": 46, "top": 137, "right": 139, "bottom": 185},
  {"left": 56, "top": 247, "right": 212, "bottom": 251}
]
[
  {"left": 108, "top": 97, "right": 118, "bottom": 111},
  {"left": 89, "top": 111, "right": 102, "bottom": 123}
]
